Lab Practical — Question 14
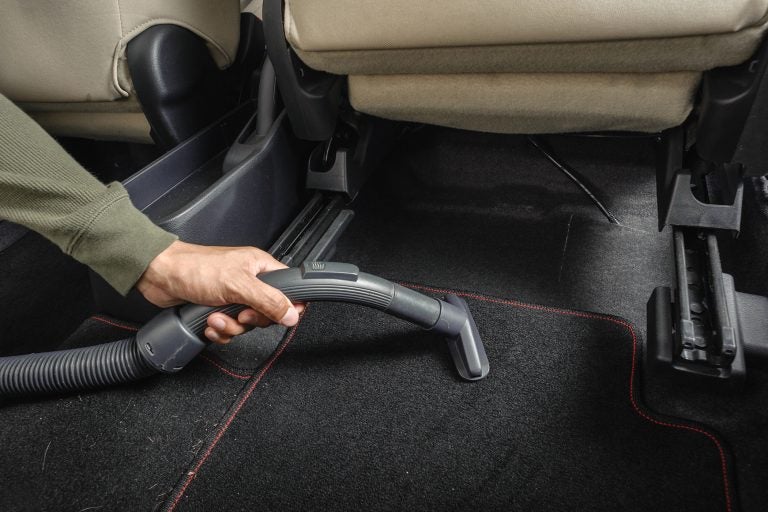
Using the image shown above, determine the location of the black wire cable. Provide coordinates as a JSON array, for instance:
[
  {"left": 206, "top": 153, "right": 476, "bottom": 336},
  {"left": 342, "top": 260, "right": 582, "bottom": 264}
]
[{"left": 527, "top": 136, "right": 622, "bottom": 225}]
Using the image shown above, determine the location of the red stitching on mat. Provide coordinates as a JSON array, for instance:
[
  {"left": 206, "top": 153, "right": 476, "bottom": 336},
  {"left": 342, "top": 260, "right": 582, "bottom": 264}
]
[
  {"left": 404, "top": 283, "right": 733, "bottom": 512},
  {"left": 198, "top": 354, "right": 251, "bottom": 380},
  {"left": 167, "top": 318, "right": 305, "bottom": 512},
  {"left": 90, "top": 315, "right": 139, "bottom": 332}
]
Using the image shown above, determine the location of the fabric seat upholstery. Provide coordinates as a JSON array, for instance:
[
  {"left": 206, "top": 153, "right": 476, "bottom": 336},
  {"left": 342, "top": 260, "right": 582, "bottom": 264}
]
[
  {"left": 282, "top": 0, "right": 768, "bottom": 133},
  {"left": 0, "top": 0, "right": 242, "bottom": 142}
]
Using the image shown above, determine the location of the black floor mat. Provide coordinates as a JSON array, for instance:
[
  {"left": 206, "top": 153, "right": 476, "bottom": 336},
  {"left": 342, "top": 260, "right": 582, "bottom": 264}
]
[
  {"left": 0, "top": 220, "right": 27, "bottom": 252},
  {"left": 2, "top": 126, "right": 760, "bottom": 510},
  {"left": 0, "top": 318, "right": 258, "bottom": 512},
  {"left": 168, "top": 290, "right": 732, "bottom": 512},
  {"left": 324, "top": 128, "right": 768, "bottom": 511},
  {"left": 644, "top": 367, "right": 768, "bottom": 512},
  {"left": 0, "top": 232, "right": 92, "bottom": 356}
]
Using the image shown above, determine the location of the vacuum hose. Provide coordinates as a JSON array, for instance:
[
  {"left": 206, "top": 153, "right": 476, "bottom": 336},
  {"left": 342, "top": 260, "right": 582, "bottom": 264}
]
[
  {"left": 0, "top": 339, "right": 155, "bottom": 396},
  {"left": 0, "top": 262, "right": 488, "bottom": 397}
]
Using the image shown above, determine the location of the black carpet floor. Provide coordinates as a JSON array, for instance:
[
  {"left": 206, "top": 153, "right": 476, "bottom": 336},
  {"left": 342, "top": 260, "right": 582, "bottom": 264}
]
[
  {"left": 0, "top": 318, "right": 259, "bottom": 512},
  {"left": 169, "top": 293, "right": 731, "bottom": 512},
  {"left": 0, "top": 220, "right": 27, "bottom": 252},
  {"left": 335, "top": 129, "right": 673, "bottom": 332},
  {"left": 0, "top": 232, "right": 92, "bottom": 356},
  {"left": 644, "top": 362, "right": 768, "bottom": 512},
  {"left": 1, "top": 126, "right": 765, "bottom": 510}
]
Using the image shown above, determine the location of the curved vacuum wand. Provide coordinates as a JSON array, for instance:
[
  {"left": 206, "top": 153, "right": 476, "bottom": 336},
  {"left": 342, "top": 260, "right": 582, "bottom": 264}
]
[{"left": 0, "top": 263, "right": 488, "bottom": 397}]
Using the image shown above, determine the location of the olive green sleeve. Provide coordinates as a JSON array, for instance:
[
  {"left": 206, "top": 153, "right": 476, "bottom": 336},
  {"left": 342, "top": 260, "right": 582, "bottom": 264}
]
[{"left": 0, "top": 93, "right": 177, "bottom": 295}]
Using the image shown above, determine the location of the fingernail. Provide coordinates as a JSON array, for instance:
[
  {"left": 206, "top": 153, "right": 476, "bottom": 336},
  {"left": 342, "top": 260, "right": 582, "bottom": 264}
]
[
  {"left": 211, "top": 317, "right": 226, "bottom": 330},
  {"left": 280, "top": 307, "right": 299, "bottom": 327}
]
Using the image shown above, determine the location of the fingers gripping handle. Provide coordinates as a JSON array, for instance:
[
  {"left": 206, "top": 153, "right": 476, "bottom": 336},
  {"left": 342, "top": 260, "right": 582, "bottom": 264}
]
[
  {"left": 144, "top": 263, "right": 488, "bottom": 380},
  {"left": 179, "top": 263, "right": 450, "bottom": 337}
]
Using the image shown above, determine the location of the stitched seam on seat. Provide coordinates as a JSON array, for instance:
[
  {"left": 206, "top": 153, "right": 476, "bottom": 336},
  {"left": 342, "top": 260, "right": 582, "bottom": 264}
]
[
  {"left": 119, "top": 17, "right": 232, "bottom": 63},
  {"left": 116, "top": 0, "right": 123, "bottom": 38}
]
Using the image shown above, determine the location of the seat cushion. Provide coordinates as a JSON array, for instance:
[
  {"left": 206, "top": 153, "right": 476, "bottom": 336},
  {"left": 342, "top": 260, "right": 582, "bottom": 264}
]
[
  {"left": 285, "top": 0, "right": 768, "bottom": 71},
  {"left": 286, "top": 0, "right": 768, "bottom": 74},
  {"left": 287, "top": 0, "right": 767, "bottom": 51},
  {"left": 282, "top": 0, "right": 768, "bottom": 134},
  {"left": 349, "top": 72, "right": 701, "bottom": 135},
  {"left": 18, "top": 98, "right": 151, "bottom": 144}
]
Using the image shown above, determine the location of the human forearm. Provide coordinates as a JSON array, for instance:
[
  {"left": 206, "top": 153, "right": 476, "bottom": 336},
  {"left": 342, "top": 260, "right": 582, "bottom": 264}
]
[{"left": 0, "top": 93, "right": 176, "bottom": 294}]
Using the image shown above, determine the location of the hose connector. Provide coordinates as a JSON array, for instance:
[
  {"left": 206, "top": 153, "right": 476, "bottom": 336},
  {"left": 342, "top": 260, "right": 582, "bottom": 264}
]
[{"left": 136, "top": 308, "right": 208, "bottom": 373}]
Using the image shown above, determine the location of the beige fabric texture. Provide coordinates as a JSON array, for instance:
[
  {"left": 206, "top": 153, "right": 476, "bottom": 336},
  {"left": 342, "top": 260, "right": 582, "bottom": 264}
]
[
  {"left": 284, "top": 1, "right": 767, "bottom": 134},
  {"left": 17, "top": 98, "right": 144, "bottom": 114},
  {"left": 295, "top": 24, "right": 767, "bottom": 75},
  {"left": 241, "top": 0, "right": 263, "bottom": 19},
  {"left": 17, "top": 98, "right": 151, "bottom": 143},
  {"left": 348, "top": 73, "right": 702, "bottom": 134},
  {"left": 0, "top": 0, "right": 241, "bottom": 103},
  {"left": 30, "top": 112, "right": 152, "bottom": 144},
  {"left": 285, "top": 0, "right": 768, "bottom": 51}
]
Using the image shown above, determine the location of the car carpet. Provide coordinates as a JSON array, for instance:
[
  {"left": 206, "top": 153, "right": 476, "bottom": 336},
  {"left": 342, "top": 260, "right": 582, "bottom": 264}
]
[
  {"left": 333, "top": 128, "right": 673, "bottom": 334},
  {"left": 0, "top": 232, "right": 92, "bottom": 356},
  {"left": 0, "top": 293, "right": 748, "bottom": 512},
  {"left": 643, "top": 363, "right": 768, "bottom": 511},
  {"left": 1, "top": 127, "right": 763, "bottom": 510},
  {"left": 321, "top": 129, "right": 767, "bottom": 511},
  {"left": 0, "top": 220, "right": 27, "bottom": 253},
  {"left": 0, "top": 317, "right": 262, "bottom": 512},
  {"left": 167, "top": 290, "right": 732, "bottom": 512}
]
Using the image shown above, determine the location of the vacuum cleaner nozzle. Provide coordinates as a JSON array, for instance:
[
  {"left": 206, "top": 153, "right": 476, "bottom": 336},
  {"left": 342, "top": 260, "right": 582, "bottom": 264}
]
[{"left": 443, "top": 294, "right": 490, "bottom": 381}]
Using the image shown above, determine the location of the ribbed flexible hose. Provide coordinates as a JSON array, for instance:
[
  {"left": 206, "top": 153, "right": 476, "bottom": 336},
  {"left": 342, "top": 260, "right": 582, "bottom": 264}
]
[{"left": 0, "top": 338, "right": 156, "bottom": 397}]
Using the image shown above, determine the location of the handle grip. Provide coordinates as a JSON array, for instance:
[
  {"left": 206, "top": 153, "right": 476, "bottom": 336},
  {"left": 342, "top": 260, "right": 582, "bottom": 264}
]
[
  {"left": 138, "top": 262, "right": 487, "bottom": 381},
  {"left": 179, "top": 262, "right": 453, "bottom": 339}
]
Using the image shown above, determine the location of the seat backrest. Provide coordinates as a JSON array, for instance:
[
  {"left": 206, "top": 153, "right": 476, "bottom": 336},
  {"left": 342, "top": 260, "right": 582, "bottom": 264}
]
[
  {"left": 0, "top": 0, "right": 240, "bottom": 103},
  {"left": 0, "top": 0, "right": 242, "bottom": 143}
]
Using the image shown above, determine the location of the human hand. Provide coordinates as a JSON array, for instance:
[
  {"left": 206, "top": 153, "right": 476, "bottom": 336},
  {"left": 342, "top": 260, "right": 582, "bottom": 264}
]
[{"left": 136, "top": 241, "right": 303, "bottom": 344}]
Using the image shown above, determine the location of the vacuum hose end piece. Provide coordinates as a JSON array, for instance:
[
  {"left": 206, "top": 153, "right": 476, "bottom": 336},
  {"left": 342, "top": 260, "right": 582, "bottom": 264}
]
[
  {"left": 390, "top": 284, "right": 489, "bottom": 380},
  {"left": 441, "top": 294, "right": 489, "bottom": 381}
]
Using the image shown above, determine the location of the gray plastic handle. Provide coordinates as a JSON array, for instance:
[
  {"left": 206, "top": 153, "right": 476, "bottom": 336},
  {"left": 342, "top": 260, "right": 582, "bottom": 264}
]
[
  {"left": 179, "top": 262, "right": 466, "bottom": 339},
  {"left": 139, "top": 262, "right": 489, "bottom": 380}
]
